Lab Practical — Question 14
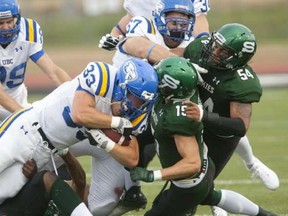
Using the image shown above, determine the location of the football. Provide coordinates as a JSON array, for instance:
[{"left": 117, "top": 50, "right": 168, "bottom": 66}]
[{"left": 101, "top": 128, "right": 131, "bottom": 146}]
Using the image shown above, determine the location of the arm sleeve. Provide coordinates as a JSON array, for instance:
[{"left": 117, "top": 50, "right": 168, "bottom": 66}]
[{"left": 202, "top": 110, "right": 246, "bottom": 137}]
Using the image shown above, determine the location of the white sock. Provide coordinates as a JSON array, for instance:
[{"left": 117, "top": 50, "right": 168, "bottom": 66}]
[
  {"left": 71, "top": 202, "right": 92, "bottom": 216},
  {"left": 218, "top": 190, "right": 259, "bottom": 215},
  {"left": 124, "top": 169, "right": 140, "bottom": 190},
  {"left": 235, "top": 135, "right": 256, "bottom": 167}
]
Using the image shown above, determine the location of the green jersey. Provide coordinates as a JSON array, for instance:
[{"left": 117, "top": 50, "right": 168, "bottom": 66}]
[
  {"left": 184, "top": 37, "right": 262, "bottom": 118},
  {"left": 150, "top": 92, "right": 205, "bottom": 175}
]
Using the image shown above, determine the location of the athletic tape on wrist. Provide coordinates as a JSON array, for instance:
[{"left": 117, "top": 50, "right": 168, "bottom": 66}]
[
  {"left": 111, "top": 116, "right": 121, "bottom": 128},
  {"left": 153, "top": 170, "right": 162, "bottom": 181},
  {"left": 105, "top": 140, "right": 116, "bottom": 152}
]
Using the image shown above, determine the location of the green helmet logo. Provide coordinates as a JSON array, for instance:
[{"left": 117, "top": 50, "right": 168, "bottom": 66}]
[
  {"left": 155, "top": 56, "right": 198, "bottom": 100},
  {"left": 201, "top": 23, "right": 257, "bottom": 70}
]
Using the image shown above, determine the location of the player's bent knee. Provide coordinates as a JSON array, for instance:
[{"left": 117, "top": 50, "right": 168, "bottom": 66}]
[{"left": 42, "top": 171, "right": 58, "bottom": 192}]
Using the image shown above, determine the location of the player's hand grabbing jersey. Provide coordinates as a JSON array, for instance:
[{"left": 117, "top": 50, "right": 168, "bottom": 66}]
[{"left": 150, "top": 93, "right": 204, "bottom": 170}]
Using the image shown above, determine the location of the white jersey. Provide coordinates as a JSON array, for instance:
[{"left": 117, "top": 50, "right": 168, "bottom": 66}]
[
  {"left": 112, "top": 16, "right": 190, "bottom": 67},
  {"left": 0, "top": 17, "right": 44, "bottom": 119},
  {"left": 123, "top": 0, "right": 210, "bottom": 18},
  {"left": 32, "top": 62, "right": 148, "bottom": 150}
]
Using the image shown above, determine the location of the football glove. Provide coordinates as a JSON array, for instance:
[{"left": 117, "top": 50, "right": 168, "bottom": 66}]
[
  {"left": 111, "top": 116, "right": 133, "bottom": 139},
  {"left": 98, "top": 34, "right": 124, "bottom": 51},
  {"left": 130, "top": 167, "right": 155, "bottom": 182},
  {"left": 86, "top": 129, "right": 115, "bottom": 152}
]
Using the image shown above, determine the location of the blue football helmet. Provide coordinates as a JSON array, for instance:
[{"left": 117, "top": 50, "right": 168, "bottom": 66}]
[
  {"left": 113, "top": 59, "right": 158, "bottom": 120},
  {"left": 154, "top": 0, "right": 195, "bottom": 41},
  {"left": 0, "top": 0, "right": 21, "bottom": 44}
]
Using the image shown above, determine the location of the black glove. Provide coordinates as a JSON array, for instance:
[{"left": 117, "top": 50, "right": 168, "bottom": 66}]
[{"left": 98, "top": 34, "right": 124, "bottom": 51}]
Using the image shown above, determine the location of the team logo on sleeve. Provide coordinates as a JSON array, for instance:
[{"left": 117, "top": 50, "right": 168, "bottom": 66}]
[{"left": 123, "top": 61, "right": 138, "bottom": 82}]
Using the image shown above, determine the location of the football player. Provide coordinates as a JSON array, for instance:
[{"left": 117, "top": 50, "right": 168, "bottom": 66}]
[
  {"left": 0, "top": 57, "right": 158, "bottom": 215},
  {"left": 0, "top": 153, "right": 92, "bottom": 216},
  {"left": 99, "top": 0, "right": 210, "bottom": 51},
  {"left": 0, "top": 0, "right": 71, "bottom": 121},
  {"left": 97, "top": 1, "right": 277, "bottom": 215},
  {"left": 107, "top": 2, "right": 279, "bottom": 215},
  {"left": 130, "top": 56, "right": 277, "bottom": 216},
  {"left": 111, "top": 0, "right": 197, "bottom": 67},
  {"left": 101, "top": 1, "right": 202, "bottom": 215},
  {"left": 183, "top": 23, "right": 279, "bottom": 213}
]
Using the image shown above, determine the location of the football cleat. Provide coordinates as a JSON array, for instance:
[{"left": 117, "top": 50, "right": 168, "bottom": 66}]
[
  {"left": 108, "top": 186, "right": 147, "bottom": 216},
  {"left": 248, "top": 158, "right": 279, "bottom": 190},
  {"left": 211, "top": 206, "right": 228, "bottom": 216}
]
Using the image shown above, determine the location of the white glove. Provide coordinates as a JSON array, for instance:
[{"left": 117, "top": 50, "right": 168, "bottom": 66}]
[
  {"left": 98, "top": 34, "right": 124, "bottom": 51},
  {"left": 57, "top": 148, "right": 69, "bottom": 157},
  {"left": 111, "top": 116, "right": 133, "bottom": 138},
  {"left": 86, "top": 129, "right": 115, "bottom": 152},
  {"left": 197, "top": 104, "right": 204, "bottom": 121},
  {"left": 192, "top": 63, "right": 208, "bottom": 83}
]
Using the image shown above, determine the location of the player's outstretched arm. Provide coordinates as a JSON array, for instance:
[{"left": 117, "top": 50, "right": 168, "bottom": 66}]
[
  {"left": 123, "top": 37, "right": 176, "bottom": 64},
  {"left": 36, "top": 53, "right": 71, "bottom": 86},
  {"left": 61, "top": 151, "right": 87, "bottom": 201},
  {"left": 0, "top": 83, "right": 23, "bottom": 113},
  {"left": 193, "top": 14, "right": 210, "bottom": 39},
  {"left": 98, "top": 13, "right": 132, "bottom": 51}
]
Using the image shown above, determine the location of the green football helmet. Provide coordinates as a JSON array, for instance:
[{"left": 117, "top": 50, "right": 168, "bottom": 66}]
[
  {"left": 200, "top": 23, "right": 257, "bottom": 70},
  {"left": 155, "top": 56, "right": 198, "bottom": 101}
]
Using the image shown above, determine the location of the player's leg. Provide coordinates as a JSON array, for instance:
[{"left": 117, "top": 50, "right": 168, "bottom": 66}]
[
  {"left": 44, "top": 171, "right": 92, "bottom": 216},
  {"left": 147, "top": 158, "right": 215, "bottom": 216},
  {"left": 108, "top": 127, "right": 155, "bottom": 216},
  {"left": 0, "top": 112, "right": 41, "bottom": 204},
  {"left": 204, "top": 130, "right": 240, "bottom": 178},
  {"left": 203, "top": 131, "right": 240, "bottom": 215},
  {"left": 234, "top": 135, "right": 279, "bottom": 190},
  {"left": 201, "top": 186, "right": 276, "bottom": 216},
  {"left": 52, "top": 139, "right": 109, "bottom": 180},
  {"left": 216, "top": 190, "right": 277, "bottom": 216},
  {"left": 108, "top": 169, "right": 147, "bottom": 216},
  {"left": 88, "top": 155, "right": 125, "bottom": 216},
  {"left": 0, "top": 171, "right": 50, "bottom": 215},
  {"left": 0, "top": 163, "right": 28, "bottom": 205}
]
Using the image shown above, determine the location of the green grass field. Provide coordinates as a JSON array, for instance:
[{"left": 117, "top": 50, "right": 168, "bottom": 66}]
[{"left": 30, "top": 87, "right": 288, "bottom": 215}]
